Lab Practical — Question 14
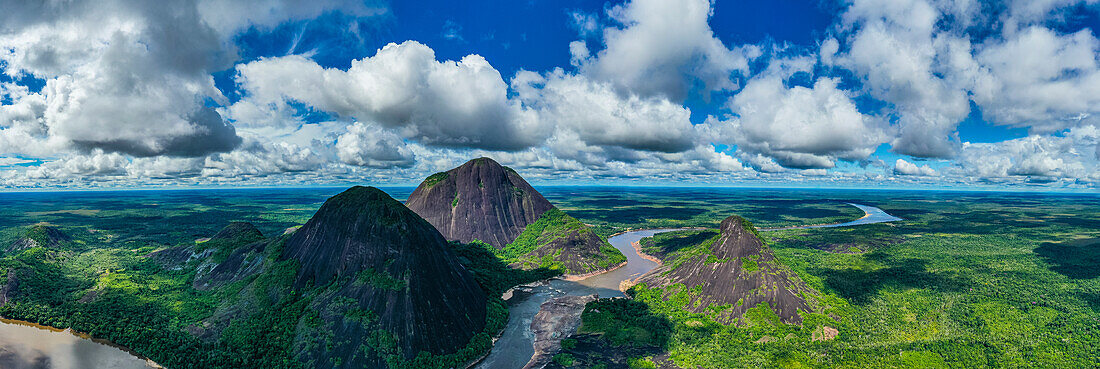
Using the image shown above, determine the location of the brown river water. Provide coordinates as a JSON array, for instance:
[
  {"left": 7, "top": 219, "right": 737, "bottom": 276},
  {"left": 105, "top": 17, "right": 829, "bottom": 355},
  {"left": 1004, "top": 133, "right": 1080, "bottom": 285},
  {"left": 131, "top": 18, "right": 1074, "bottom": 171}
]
[
  {"left": 0, "top": 318, "right": 160, "bottom": 369},
  {"left": 0, "top": 203, "right": 898, "bottom": 369}
]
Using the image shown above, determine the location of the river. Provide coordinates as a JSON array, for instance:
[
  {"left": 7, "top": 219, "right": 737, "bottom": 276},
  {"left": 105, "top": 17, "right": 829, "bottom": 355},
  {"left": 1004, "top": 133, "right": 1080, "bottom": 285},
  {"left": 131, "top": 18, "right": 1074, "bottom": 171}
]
[
  {"left": 760, "top": 203, "right": 903, "bottom": 230},
  {"left": 0, "top": 204, "right": 899, "bottom": 369},
  {"left": 475, "top": 203, "right": 902, "bottom": 369},
  {"left": 0, "top": 318, "right": 159, "bottom": 369},
  {"left": 475, "top": 228, "right": 684, "bottom": 369}
]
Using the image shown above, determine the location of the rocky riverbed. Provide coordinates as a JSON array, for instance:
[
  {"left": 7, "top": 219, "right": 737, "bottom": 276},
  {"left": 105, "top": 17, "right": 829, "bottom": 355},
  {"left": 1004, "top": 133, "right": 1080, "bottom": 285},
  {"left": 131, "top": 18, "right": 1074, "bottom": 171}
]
[{"left": 523, "top": 294, "right": 598, "bottom": 369}]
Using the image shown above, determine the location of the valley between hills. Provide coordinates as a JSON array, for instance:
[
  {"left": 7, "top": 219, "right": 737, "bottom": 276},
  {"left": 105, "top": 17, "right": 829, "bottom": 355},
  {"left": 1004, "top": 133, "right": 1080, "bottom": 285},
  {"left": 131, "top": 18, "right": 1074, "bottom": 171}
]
[{"left": 1, "top": 158, "right": 1098, "bottom": 369}]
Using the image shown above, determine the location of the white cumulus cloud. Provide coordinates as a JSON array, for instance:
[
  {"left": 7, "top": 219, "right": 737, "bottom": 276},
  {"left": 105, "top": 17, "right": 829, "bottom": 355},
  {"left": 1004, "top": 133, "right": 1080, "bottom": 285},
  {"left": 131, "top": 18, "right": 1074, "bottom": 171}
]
[
  {"left": 722, "top": 75, "right": 891, "bottom": 169},
  {"left": 574, "top": 0, "right": 752, "bottom": 101},
  {"left": 894, "top": 158, "right": 937, "bottom": 176},
  {"left": 230, "top": 41, "right": 546, "bottom": 150}
]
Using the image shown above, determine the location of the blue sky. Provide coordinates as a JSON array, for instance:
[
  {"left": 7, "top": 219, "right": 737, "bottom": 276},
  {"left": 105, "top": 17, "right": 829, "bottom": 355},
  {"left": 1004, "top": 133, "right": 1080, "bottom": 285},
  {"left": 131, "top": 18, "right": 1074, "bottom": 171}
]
[{"left": 0, "top": 0, "right": 1097, "bottom": 191}]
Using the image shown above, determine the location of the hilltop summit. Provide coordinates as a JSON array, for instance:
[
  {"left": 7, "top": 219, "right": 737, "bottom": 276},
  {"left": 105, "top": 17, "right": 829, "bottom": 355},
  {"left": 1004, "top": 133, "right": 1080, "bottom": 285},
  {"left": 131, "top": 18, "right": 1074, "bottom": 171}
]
[
  {"left": 406, "top": 157, "right": 554, "bottom": 249},
  {"left": 283, "top": 186, "right": 488, "bottom": 364},
  {"left": 406, "top": 158, "right": 624, "bottom": 275},
  {"left": 209, "top": 222, "right": 264, "bottom": 242},
  {"left": 636, "top": 215, "right": 821, "bottom": 325}
]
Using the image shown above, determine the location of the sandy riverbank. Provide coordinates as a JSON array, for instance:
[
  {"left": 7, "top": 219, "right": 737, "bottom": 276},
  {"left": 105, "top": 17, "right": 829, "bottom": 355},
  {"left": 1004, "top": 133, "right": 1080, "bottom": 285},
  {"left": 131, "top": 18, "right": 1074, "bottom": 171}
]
[
  {"left": 618, "top": 240, "right": 665, "bottom": 292},
  {"left": 562, "top": 260, "right": 627, "bottom": 281}
]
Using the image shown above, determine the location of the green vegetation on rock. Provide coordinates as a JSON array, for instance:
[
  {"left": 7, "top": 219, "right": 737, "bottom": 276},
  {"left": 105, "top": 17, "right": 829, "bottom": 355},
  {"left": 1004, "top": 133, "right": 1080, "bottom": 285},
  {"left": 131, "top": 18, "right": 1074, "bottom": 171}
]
[
  {"left": 422, "top": 172, "right": 448, "bottom": 189},
  {"left": 354, "top": 267, "right": 407, "bottom": 291},
  {"left": 496, "top": 208, "right": 625, "bottom": 274},
  {"left": 4, "top": 188, "right": 1099, "bottom": 368},
  {"left": 578, "top": 298, "right": 672, "bottom": 348},
  {"left": 556, "top": 190, "right": 1100, "bottom": 368}
]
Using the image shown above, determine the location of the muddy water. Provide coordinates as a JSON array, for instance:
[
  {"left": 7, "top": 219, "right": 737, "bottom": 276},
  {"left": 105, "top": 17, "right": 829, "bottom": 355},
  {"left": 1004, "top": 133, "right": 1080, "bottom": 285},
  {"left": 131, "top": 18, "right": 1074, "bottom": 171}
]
[
  {"left": 475, "top": 228, "right": 685, "bottom": 369},
  {"left": 0, "top": 205, "right": 901, "bottom": 369},
  {"left": 0, "top": 318, "right": 159, "bottom": 369},
  {"left": 475, "top": 204, "right": 904, "bottom": 369}
]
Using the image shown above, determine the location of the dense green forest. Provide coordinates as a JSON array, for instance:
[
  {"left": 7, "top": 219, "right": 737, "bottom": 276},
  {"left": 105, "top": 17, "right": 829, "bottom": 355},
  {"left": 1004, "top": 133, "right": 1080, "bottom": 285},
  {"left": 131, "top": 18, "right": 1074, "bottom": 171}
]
[
  {"left": 0, "top": 188, "right": 560, "bottom": 369},
  {"left": 1, "top": 188, "right": 1097, "bottom": 368},
  {"left": 0, "top": 234, "right": 557, "bottom": 369},
  {"left": 550, "top": 190, "right": 1100, "bottom": 368}
]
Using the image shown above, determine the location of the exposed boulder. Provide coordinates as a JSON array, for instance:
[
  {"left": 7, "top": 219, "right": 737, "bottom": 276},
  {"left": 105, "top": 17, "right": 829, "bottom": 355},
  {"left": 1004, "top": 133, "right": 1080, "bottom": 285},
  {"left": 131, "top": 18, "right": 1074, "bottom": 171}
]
[{"left": 524, "top": 294, "right": 598, "bottom": 369}]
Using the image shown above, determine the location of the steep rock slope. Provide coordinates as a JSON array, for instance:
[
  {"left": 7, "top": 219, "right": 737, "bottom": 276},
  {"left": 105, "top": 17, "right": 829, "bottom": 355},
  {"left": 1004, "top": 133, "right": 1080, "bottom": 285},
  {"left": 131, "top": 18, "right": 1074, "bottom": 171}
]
[
  {"left": 142, "top": 222, "right": 269, "bottom": 292},
  {"left": 406, "top": 158, "right": 624, "bottom": 275},
  {"left": 635, "top": 216, "right": 821, "bottom": 325},
  {"left": 406, "top": 157, "right": 554, "bottom": 249},
  {"left": 1, "top": 226, "right": 73, "bottom": 309},
  {"left": 282, "top": 186, "right": 488, "bottom": 367}
]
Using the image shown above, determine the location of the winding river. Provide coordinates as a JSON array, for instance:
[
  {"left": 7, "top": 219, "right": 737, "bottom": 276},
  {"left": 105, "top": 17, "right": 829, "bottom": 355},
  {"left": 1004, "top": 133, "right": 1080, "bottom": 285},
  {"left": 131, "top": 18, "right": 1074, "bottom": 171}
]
[
  {"left": 475, "top": 203, "right": 902, "bottom": 369},
  {"left": 761, "top": 203, "right": 903, "bottom": 230},
  {"left": 0, "top": 203, "right": 900, "bottom": 369},
  {"left": 475, "top": 228, "right": 684, "bottom": 369}
]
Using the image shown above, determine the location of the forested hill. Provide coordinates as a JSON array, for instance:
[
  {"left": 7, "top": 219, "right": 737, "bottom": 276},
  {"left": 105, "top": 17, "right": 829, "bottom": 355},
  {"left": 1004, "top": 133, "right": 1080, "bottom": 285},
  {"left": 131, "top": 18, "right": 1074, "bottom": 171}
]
[{"left": 0, "top": 186, "right": 555, "bottom": 369}]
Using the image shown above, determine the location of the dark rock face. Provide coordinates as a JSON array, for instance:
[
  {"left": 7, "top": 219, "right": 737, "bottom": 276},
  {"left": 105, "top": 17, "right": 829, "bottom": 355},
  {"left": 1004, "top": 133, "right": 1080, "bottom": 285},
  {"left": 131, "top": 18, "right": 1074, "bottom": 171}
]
[
  {"left": 6, "top": 225, "right": 69, "bottom": 253},
  {"left": 284, "top": 186, "right": 488, "bottom": 363},
  {"left": 637, "top": 216, "right": 819, "bottom": 325},
  {"left": 0, "top": 269, "right": 17, "bottom": 307},
  {"left": 406, "top": 157, "right": 554, "bottom": 249},
  {"left": 145, "top": 246, "right": 198, "bottom": 267}
]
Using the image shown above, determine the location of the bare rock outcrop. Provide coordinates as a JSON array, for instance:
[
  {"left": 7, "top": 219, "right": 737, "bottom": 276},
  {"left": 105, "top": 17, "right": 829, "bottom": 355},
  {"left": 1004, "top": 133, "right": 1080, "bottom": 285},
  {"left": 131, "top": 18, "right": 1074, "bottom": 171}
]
[
  {"left": 636, "top": 216, "right": 821, "bottom": 325},
  {"left": 524, "top": 294, "right": 599, "bottom": 369},
  {"left": 282, "top": 186, "right": 488, "bottom": 367},
  {"left": 406, "top": 157, "right": 554, "bottom": 249},
  {"left": 406, "top": 158, "right": 624, "bottom": 275}
]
